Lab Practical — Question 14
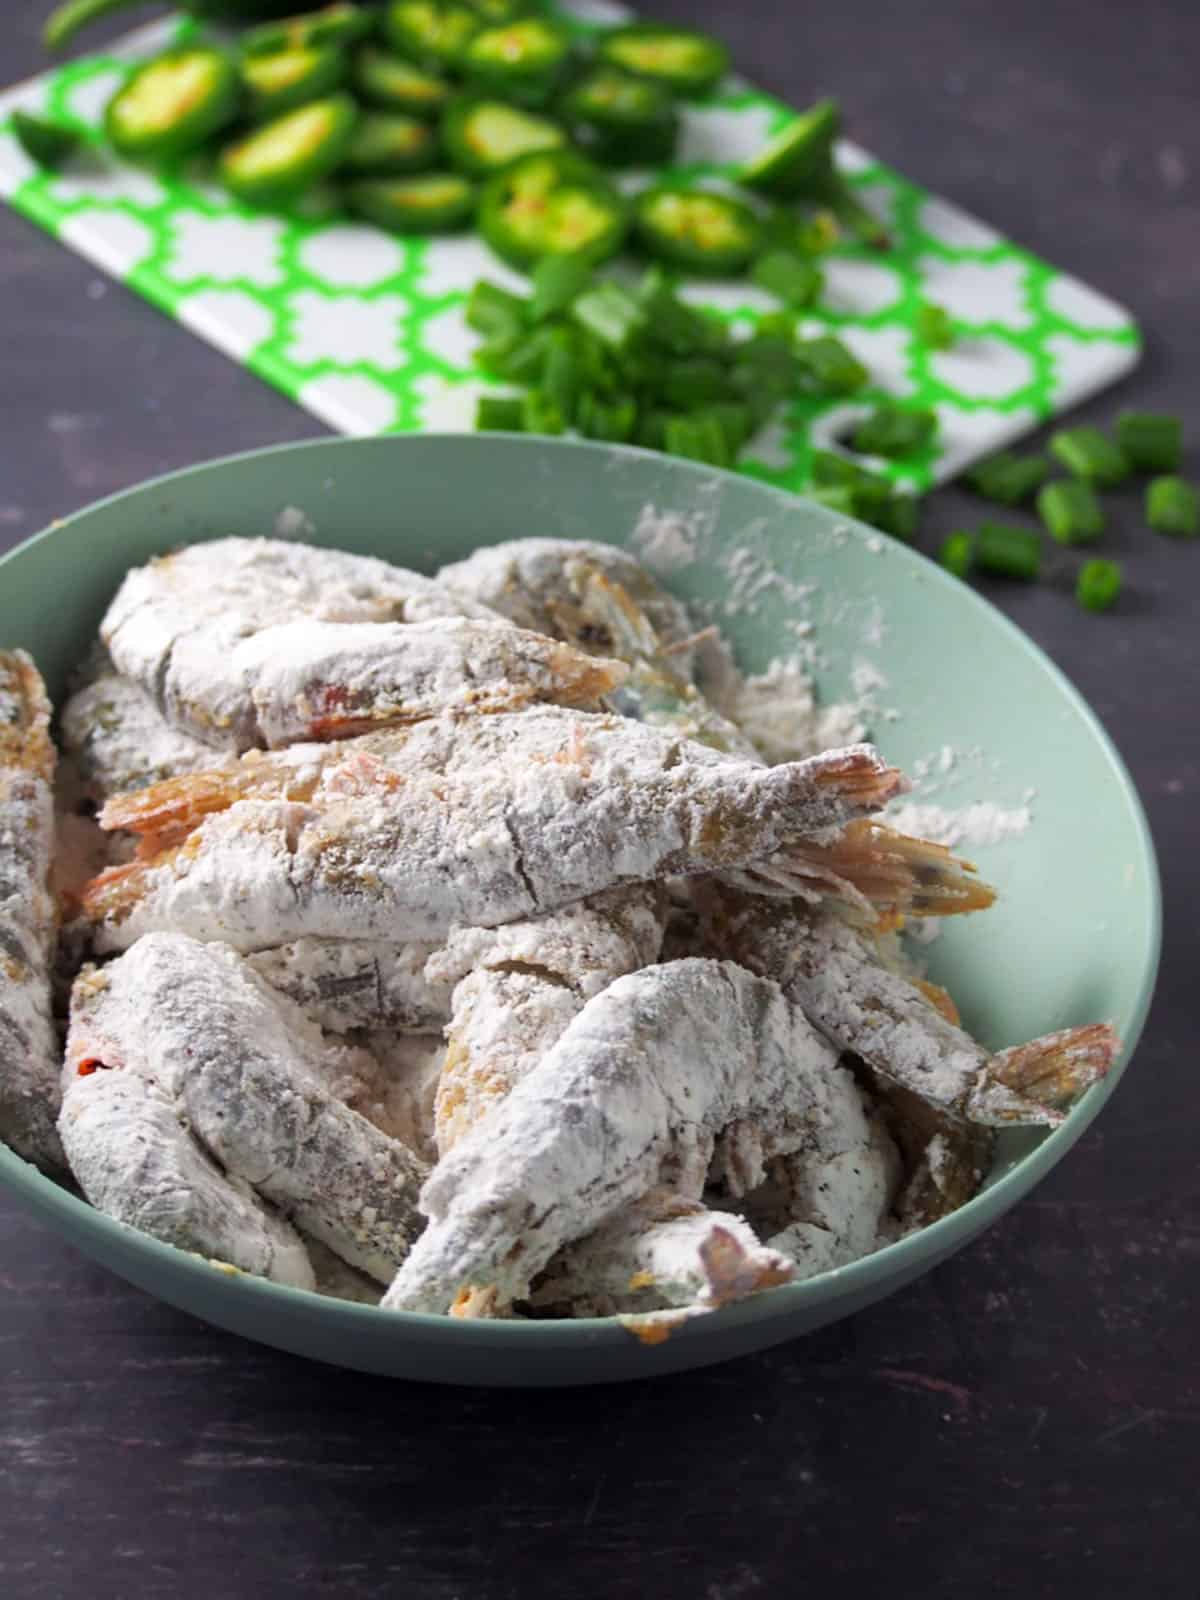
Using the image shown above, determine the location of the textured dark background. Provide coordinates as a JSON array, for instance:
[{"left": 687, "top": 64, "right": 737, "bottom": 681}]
[{"left": 2, "top": 2, "right": 1198, "bottom": 1594}]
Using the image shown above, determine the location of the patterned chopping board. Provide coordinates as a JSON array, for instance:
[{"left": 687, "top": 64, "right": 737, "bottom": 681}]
[{"left": 0, "top": 2, "right": 1140, "bottom": 493}]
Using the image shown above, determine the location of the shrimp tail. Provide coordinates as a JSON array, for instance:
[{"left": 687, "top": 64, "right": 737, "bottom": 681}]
[
  {"left": 780, "top": 821, "right": 997, "bottom": 921},
  {"left": 971, "top": 1022, "right": 1120, "bottom": 1125}
]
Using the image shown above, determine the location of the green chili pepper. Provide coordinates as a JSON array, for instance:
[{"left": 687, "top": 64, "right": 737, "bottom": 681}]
[
  {"left": 850, "top": 402, "right": 938, "bottom": 459},
  {"left": 106, "top": 47, "right": 242, "bottom": 164},
  {"left": 462, "top": 18, "right": 572, "bottom": 107},
  {"left": 385, "top": 1, "right": 480, "bottom": 71},
  {"left": 343, "top": 109, "right": 436, "bottom": 174},
  {"left": 345, "top": 169, "right": 475, "bottom": 232},
  {"left": 939, "top": 532, "right": 974, "bottom": 578},
  {"left": 975, "top": 522, "right": 1042, "bottom": 581},
  {"left": 241, "top": 45, "right": 348, "bottom": 120},
  {"left": 598, "top": 23, "right": 729, "bottom": 97},
  {"left": 479, "top": 149, "right": 626, "bottom": 270},
  {"left": 1049, "top": 425, "right": 1130, "bottom": 486},
  {"left": 739, "top": 98, "right": 888, "bottom": 249},
  {"left": 476, "top": 394, "right": 524, "bottom": 431},
  {"left": 1116, "top": 411, "right": 1182, "bottom": 473},
  {"left": 45, "top": 0, "right": 300, "bottom": 53},
  {"left": 352, "top": 46, "right": 450, "bottom": 119},
  {"left": 1146, "top": 475, "right": 1199, "bottom": 538},
  {"left": 221, "top": 93, "right": 358, "bottom": 206},
  {"left": 794, "top": 335, "right": 868, "bottom": 394},
  {"left": 442, "top": 95, "right": 567, "bottom": 177},
  {"left": 964, "top": 449, "right": 1050, "bottom": 505},
  {"left": 559, "top": 66, "right": 679, "bottom": 167},
  {"left": 1037, "top": 479, "right": 1104, "bottom": 545},
  {"left": 632, "top": 186, "right": 761, "bottom": 275},
  {"left": 751, "top": 248, "right": 823, "bottom": 308},
  {"left": 11, "top": 111, "right": 80, "bottom": 169},
  {"left": 243, "top": 4, "right": 374, "bottom": 56},
  {"left": 1076, "top": 558, "right": 1122, "bottom": 612}
]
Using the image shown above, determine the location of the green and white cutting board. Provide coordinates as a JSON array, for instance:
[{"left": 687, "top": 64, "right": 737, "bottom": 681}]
[{"left": 0, "top": 3, "right": 1139, "bottom": 492}]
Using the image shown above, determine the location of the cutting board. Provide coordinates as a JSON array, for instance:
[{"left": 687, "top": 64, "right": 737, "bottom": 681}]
[{"left": 0, "top": 3, "right": 1140, "bottom": 493}]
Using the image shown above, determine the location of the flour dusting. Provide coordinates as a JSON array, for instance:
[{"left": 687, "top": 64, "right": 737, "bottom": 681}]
[
  {"left": 726, "top": 654, "right": 868, "bottom": 765},
  {"left": 885, "top": 799, "right": 1033, "bottom": 848}
]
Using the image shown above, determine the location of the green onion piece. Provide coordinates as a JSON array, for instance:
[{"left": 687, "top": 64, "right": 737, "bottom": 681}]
[
  {"left": 1049, "top": 425, "right": 1130, "bottom": 486},
  {"left": 657, "top": 357, "right": 731, "bottom": 410},
  {"left": 751, "top": 248, "right": 823, "bottom": 308},
  {"left": 975, "top": 522, "right": 1042, "bottom": 581},
  {"left": 809, "top": 449, "right": 891, "bottom": 509},
  {"left": 851, "top": 402, "right": 938, "bottom": 459},
  {"left": 1037, "top": 479, "right": 1104, "bottom": 545},
  {"left": 635, "top": 269, "right": 725, "bottom": 357},
  {"left": 664, "top": 414, "right": 728, "bottom": 466},
  {"left": 939, "top": 531, "right": 974, "bottom": 578},
  {"left": 794, "top": 335, "right": 867, "bottom": 394},
  {"left": 700, "top": 401, "right": 753, "bottom": 453},
  {"left": 476, "top": 394, "right": 524, "bottom": 431},
  {"left": 1076, "top": 558, "right": 1122, "bottom": 612},
  {"left": 12, "top": 110, "right": 79, "bottom": 168},
  {"left": 1146, "top": 474, "right": 1199, "bottom": 538},
  {"left": 756, "top": 309, "right": 799, "bottom": 343},
  {"left": 539, "top": 327, "right": 584, "bottom": 424},
  {"left": 572, "top": 281, "right": 646, "bottom": 353},
  {"left": 464, "top": 278, "right": 527, "bottom": 338},
  {"left": 577, "top": 393, "right": 636, "bottom": 443},
  {"left": 1116, "top": 411, "right": 1182, "bottom": 473},
  {"left": 528, "top": 253, "right": 593, "bottom": 322},
  {"left": 521, "top": 389, "right": 565, "bottom": 435},
  {"left": 964, "top": 450, "right": 1051, "bottom": 505},
  {"left": 810, "top": 485, "right": 857, "bottom": 516},
  {"left": 915, "top": 301, "right": 955, "bottom": 350},
  {"left": 871, "top": 492, "right": 919, "bottom": 542},
  {"left": 636, "top": 409, "right": 672, "bottom": 451}
]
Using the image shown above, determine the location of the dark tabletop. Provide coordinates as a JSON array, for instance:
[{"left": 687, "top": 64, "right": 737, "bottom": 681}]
[{"left": 2, "top": 2, "right": 1198, "bottom": 1594}]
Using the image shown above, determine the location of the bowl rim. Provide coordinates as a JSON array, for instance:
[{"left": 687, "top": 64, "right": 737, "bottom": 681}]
[{"left": 0, "top": 431, "right": 1163, "bottom": 1345}]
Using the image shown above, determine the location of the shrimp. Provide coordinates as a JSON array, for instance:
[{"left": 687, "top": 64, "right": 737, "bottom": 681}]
[
  {"left": 0, "top": 651, "right": 66, "bottom": 1172},
  {"left": 62, "top": 934, "right": 428, "bottom": 1282},
  {"left": 101, "top": 537, "right": 496, "bottom": 751},
  {"left": 868, "top": 1076, "right": 994, "bottom": 1230},
  {"left": 381, "top": 958, "right": 864, "bottom": 1316},
  {"left": 83, "top": 714, "right": 906, "bottom": 952},
  {"left": 438, "top": 538, "right": 759, "bottom": 757},
  {"left": 701, "top": 888, "right": 1119, "bottom": 1127},
  {"left": 246, "top": 937, "right": 451, "bottom": 1035}
]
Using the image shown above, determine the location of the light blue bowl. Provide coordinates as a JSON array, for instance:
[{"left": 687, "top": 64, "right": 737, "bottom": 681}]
[{"left": 0, "top": 435, "right": 1160, "bottom": 1385}]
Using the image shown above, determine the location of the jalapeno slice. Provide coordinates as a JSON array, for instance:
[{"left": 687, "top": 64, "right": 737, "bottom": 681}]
[
  {"left": 739, "top": 99, "right": 888, "bottom": 249},
  {"left": 352, "top": 45, "right": 451, "bottom": 119},
  {"left": 221, "top": 93, "right": 359, "bottom": 207},
  {"left": 345, "top": 170, "right": 476, "bottom": 232},
  {"left": 105, "top": 47, "right": 241, "bottom": 164},
  {"left": 461, "top": 18, "right": 572, "bottom": 107},
  {"left": 559, "top": 65, "right": 678, "bottom": 166},
  {"left": 343, "top": 109, "right": 436, "bottom": 174},
  {"left": 597, "top": 23, "right": 729, "bottom": 97},
  {"left": 384, "top": 1, "right": 480, "bottom": 72},
  {"left": 479, "top": 148, "right": 626, "bottom": 270},
  {"left": 243, "top": 5, "right": 375, "bottom": 57},
  {"left": 11, "top": 110, "right": 80, "bottom": 169},
  {"left": 241, "top": 45, "right": 348, "bottom": 120},
  {"left": 442, "top": 95, "right": 567, "bottom": 176},
  {"left": 467, "top": 0, "right": 532, "bottom": 19},
  {"left": 632, "top": 186, "right": 761, "bottom": 274}
]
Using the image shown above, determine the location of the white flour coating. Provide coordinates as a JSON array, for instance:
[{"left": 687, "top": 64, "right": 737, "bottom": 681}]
[
  {"left": 348, "top": 1032, "right": 447, "bottom": 1165},
  {"left": 382, "top": 959, "right": 860, "bottom": 1315},
  {"left": 247, "top": 937, "right": 449, "bottom": 1034},
  {"left": 627, "top": 506, "right": 702, "bottom": 574},
  {"left": 886, "top": 799, "right": 1033, "bottom": 848},
  {"left": 64, "top": 934, "right": 429, "bottom": 1282},
  {"left": 721, "top": 654, "right": 869, "bottom": 766}
]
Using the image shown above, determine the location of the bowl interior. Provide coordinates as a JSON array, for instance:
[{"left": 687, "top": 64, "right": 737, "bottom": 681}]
[{"left": 0, "top": 435, "right": 1160, "bottom": 1383}]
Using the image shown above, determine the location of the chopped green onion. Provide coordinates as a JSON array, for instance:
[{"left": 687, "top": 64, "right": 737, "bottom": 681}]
[
  {"left": 528, "top": 253, "right": 593, "bottom": 322},
  {"left": 1049, "top": 425, "right": 1130, "bottom": 486},
  {"left": 12, "top": 109, "right": 79, "bottom": 168},
  {"left": 1037, "top": 479, "right": 1104, "bottom": 544},
  {"left": 939, "top": 531, "right": 973, "bottom": 578},
  {"left": 810, "top": 485, "right": 857, "bottom": 517},
  {"left": 1146, "top": 474, "right": 1198, "bottom": 538},
  {"left": 1116, "top": 412, "right": 1182, "bottom": 473},
  {"left": 663, "top": 413, "right": 729, "bottom": 466},
  {"left": 577, "top": 393, "right": 636, "bottom": 443},
  {"left": 657, "top": 357, "right": 731, "bottom": 410},
  {"left": 464, "top": 279, "right": 527, "bottom": 338},
  {"left": 1076, "top": 558, "right": 1122, "bottom": 612},
  {"left": 539, "top": 328, "right": 585, "bottom": 424},
  {"left": 572, "top": 281, "right": 646, "bottom": 353},
  {"left": 871, "top": 492, "right": 919, "bottom": 542},
  {"left": 975, "top": 522, "right": 1042, "bottom": 581},
  {"left": 475, "top": 394, "right": 524, "bottom": 431},
  {"left": 809, "top": 448, "right": 891, "bottom": 509},
  {"left": 915, "top": 301, "right": 955, "bottom": 350},
  {"left": 751, "top": 249, "right": 823, "bottom": 308},
  {"left": 964, "top": 450, "right": 1051, "bottom": 505},
  {"left": 794, "top": 336, "right": 867, "bottom": 394},
  {"left": 850, "top": 403, "right": 938, "bottom": 459},
  {"left": 521, "top": 389, "right": 565, "bottom": 435}
]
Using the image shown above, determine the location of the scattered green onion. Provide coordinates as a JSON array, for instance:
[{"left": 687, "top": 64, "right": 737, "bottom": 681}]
[
  {"left": 1037, "top": 479, "right": 1104, "bottom": 545},
  {"left": 794, "top": 336, "right": 867, "bottom": 394},
  {"left": 810, "top": 485, "right": 857, "bottom": 517},
  {"left": 939, "top": 531, "right": 974, "bottom": 578},
  {"left": 751, "top": 248, "right": 823, "bottom": 308},
  {"left": 872, "top": 492, "right": 919, "bottom": 542},
  {"left": 975, "top": 522, "right": 1042, "bottom": 581},
  {"left": 1049, "top": 425, "right": 1130, "bottom": 486},
  {"left": 528, "top": 253, "right": 593, "bottom": 322},
  {"left": 571, "top": 280, "right": 646, "bottom": 353},
  {"left": 915, "top": 301, "right": 955, "bottom": 350},
  {"left": 964, "top": 450, "right": 1051, "bottom": 505},
  {"left": 1146, "top": 475, "right": 1198, "bottom": 538},
  {"left": 850, "top": 402, "right": 938, "bottom": 459},
  {"left": 1076, "top": 558, "right": 1122, "bottom": 612},
  {"left": 464, "top": 278, "right": 527, "bottom": 338},
  {"left": 521, "top": 389, "right": 565, "bottom": 435},
  {"left": 12, "top": 109, "right": 80, "bottom": 168},
  {"left": 475, "top": 394, "right": 524, "bottom": 431},
  {"left": 1116, "top": 412, "right": 1182, "bottom": 474}
]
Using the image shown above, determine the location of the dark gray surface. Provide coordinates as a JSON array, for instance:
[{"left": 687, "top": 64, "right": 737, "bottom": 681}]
[{"left": 1, "top": 2, "right": 1197, "bottom": 1594}]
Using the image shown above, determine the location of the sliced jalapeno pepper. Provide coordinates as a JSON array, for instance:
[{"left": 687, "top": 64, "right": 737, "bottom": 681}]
[
  {"left": 479, "top": 149, "right": 626, "bottom": 270},
  {"left": 352, "top": 45, "right": 451, "bottom": 119},
  {"left": 345, "top": 170, "right": 476, "bottom": 232},
  {"left": 559, "top": 65, "right": 678, "bottom": 166},
  {"left": 739, "top": 99, "right": 888, "bottom": 249},
  {"left": 461, "top": 18, "right": 571, "bottom": 107},
  {"left": 597, "top": 23, "right": 729, "bottom": 97},
  {"left": 467, "top": 0, "right": 532, "bottom": 19},
  {"left": 11, "top": 110, "right": 80, "bottom": 169},
  {"left": 221, "top": 93, "right": 358, "bottom": 207},
  {"left": 384, "top": 1, "right": 480, "bottom": 72},
  {"left": 105, "top": 47, "right": 241, "bottom": 164},
  {"left": 241, "top": 45, "right": 348, "bottom": 120},
  {"left": 442, "top": 95, "right": 567, "bottom": 177},
  {"left": 343, "top": 109, "right": 436, "bottom": 174},
  {"left": 243, "top": 4, "right": 375, "bottom": 57},
  {"left": 632, "top": 186, "right": 761, "bottom": 275}
]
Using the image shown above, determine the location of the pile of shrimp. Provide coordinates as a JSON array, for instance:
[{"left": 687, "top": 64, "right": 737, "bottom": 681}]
[{"left": 0, "top": 534, "right": 1119, "bottom": 1340}]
